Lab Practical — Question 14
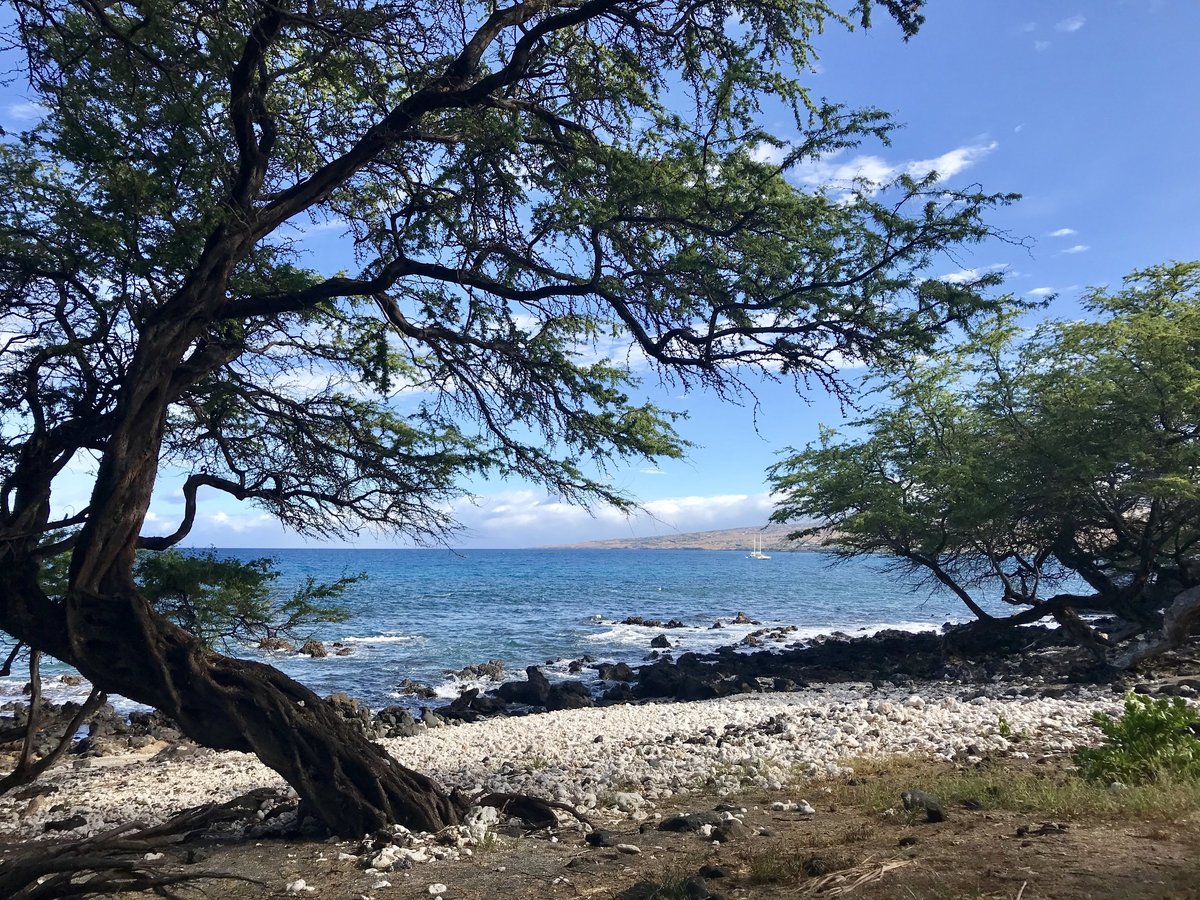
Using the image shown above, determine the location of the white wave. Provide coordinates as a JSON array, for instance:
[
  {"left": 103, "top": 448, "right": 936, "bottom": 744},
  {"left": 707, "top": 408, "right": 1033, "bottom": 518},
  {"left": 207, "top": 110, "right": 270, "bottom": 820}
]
[{"left": 337, "top": 633, "right": 420, "bottom": 645}]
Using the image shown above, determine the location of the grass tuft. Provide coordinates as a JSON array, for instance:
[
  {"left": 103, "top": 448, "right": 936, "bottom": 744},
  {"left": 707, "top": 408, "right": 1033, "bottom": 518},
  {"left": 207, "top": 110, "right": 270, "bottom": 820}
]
[{"left": 828, "top": 754, "right": 1200, "bottom": 822}]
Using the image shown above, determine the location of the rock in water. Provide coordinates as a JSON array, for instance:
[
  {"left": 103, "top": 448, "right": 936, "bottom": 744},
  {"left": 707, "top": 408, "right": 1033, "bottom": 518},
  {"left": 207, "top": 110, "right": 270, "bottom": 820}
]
[
  {"left": 496, "top": 665, "right": 552, "bottom": 706},
  {"left": 299, "top": 639, "right": 327, "bottom": 658},
  {"left": 596, "top": 662, "right": 637, "bottom": 682},
  {"left": 650, "top": 634, "right": 671, "bottom": 649}
]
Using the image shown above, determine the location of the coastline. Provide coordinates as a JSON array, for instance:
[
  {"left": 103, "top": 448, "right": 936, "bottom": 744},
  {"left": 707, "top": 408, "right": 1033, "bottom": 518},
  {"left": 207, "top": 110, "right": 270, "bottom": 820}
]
[
  {"left": 2, "top": 623, "right": 1197, "bottom": 899},
  {"left": 0, "top": 679, "right": 1123, "bottom": 840}
]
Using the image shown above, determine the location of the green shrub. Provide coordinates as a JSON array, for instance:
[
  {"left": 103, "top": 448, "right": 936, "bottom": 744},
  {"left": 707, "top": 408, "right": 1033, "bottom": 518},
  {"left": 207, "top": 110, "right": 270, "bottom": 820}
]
[{"left": 1074, "top": 693, "right": 1200, "bottom": 785}]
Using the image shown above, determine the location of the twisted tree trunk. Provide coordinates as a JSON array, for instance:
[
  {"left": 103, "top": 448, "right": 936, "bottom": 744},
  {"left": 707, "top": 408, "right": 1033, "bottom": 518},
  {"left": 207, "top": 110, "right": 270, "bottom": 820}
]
[{"left": 60, "top": 587, "right": 461, "bottom": 836}]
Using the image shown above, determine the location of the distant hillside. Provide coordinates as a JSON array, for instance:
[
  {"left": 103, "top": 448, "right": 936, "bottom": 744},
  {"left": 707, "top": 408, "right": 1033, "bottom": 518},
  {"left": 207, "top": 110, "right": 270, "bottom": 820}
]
[{"left": 546, "top": 523, "right": 831, "bottom": 551}]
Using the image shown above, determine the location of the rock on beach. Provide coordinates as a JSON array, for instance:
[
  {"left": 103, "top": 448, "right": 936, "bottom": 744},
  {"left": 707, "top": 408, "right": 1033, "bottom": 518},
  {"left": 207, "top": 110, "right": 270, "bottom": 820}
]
[{"left": 0, "top": 682, "right": 1121, "bottom": 840}]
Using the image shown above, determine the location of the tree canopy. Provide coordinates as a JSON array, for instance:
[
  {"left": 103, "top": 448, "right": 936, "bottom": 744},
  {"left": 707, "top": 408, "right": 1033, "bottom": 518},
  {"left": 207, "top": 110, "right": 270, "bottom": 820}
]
[
  {"left": 770, "top": 262, "right": 1200, "bottom": 665},
  {"left": 0, "top": 0, "right": 1018, "bottom": 835}
]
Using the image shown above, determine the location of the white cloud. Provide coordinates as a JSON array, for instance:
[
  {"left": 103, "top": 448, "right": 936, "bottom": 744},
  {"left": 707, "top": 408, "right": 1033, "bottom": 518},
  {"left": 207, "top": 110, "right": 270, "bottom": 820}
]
[
  {"left": 1063, "top": 244, "right": 1090, "bottom": 254},
  {"left": 445, "top": 490, "right": 776, "bottom": 547},
  {"left": 792, "top": 142, "right": 997, "bottom": 194},
  {"left": 1027, "top": 287, "right": 1056, "bottom": 297},
  {"left": 1056, "top": 15, "right": 1086, "bottom": 32},
  {"left": 1020, "top": 22, "right": 1038, "bottom": 33},
  {"left": 1048, "top": 227, "right": 1077, "bottom": 237},
  {"left": 1014, "top": 123, "right": 1025, "bottom": 134},
  {"left": 939, "top": 263, "right": 1008, "bottom": 285},
  {"left": 1033, "top": 40, "right": 1052, "bottom": 51},
  {"left": 208, "top": 510, "right": 276, "bottom": 532},
  {"left": 905, "top": 143, "right": 997, "bottom": 181},
  {"left": 639, "top": 468, "right": 667, "bottom": 476},
  {"left": 749, "top": 142, "right": 786, "bottom": 165},
  {"left": 5, "top": 102, "right": 43, "bottom": 123}
]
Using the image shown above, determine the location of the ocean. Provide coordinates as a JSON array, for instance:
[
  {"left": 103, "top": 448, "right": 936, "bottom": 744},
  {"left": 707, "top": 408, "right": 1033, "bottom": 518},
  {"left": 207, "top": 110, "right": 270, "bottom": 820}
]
[{"left": 1, "top": 548, "right": 1004, "bottom": 710}]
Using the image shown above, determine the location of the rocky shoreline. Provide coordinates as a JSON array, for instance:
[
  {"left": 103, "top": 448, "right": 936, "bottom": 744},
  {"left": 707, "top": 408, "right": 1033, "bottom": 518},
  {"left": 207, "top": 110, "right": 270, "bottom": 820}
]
[
  {"left": 332, "top": 618, "right": 1200, "bottom": 741},
  {"left": 5, "top": 619, "right": 1198, "bottom": 759},
  {"left": 1, "top": 623, "right": 1198, "bottom": 898}
]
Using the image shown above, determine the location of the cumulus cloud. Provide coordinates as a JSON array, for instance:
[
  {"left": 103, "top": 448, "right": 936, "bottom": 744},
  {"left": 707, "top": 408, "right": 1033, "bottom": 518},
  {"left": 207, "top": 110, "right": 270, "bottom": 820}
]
[
  {"left": 1033, "top": 40, "right": 1052, "bottom": 52},
  {"left": 1056, "top": 15, "right": 1086, "bottom": 32},
  {"left": 1062, "top": 244, "right": 1090, "bottom": 254},
  {"left": 1027, "top": 287, "right": 1056, "bottom": 298},
  {"left": 1048, "top": 227, "right": 1077, "bottom": 237}
]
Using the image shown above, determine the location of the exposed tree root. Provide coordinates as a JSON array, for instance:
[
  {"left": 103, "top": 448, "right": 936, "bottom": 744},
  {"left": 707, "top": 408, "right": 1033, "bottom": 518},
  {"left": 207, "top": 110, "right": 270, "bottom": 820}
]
[{"left": 0, "top": 816, "right": 260, "bottom": 899}]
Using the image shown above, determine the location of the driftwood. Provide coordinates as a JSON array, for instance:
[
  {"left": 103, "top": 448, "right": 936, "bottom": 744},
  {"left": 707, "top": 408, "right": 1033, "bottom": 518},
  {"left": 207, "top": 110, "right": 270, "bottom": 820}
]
[{"left": 1113, "top": 585, "right": 1200, "bottom": 669}]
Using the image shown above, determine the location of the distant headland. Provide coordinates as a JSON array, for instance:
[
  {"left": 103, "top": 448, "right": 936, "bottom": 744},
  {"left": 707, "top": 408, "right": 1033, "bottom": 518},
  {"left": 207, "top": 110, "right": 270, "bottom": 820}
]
[{"left": 544, "top": 523, "right": 829, "bottom": 551}]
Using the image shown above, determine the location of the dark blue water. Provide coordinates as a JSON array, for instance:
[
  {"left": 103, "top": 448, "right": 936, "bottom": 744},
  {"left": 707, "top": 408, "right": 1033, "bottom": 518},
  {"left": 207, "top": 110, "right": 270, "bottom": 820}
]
[{"left": 0, "top": 549, "right": 1011, "bottom": 710}]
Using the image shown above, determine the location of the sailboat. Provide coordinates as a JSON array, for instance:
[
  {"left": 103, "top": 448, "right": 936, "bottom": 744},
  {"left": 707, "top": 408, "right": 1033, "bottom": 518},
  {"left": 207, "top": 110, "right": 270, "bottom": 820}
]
[{"left": 748, "top": 535, "right": 771, "bottom": 560}]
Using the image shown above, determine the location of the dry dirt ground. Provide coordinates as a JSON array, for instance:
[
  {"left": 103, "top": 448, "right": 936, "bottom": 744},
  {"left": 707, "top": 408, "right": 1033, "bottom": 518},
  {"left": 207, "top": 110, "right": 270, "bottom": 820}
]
[{"left": 7, "top": 757, "right": 1196, "bottom": 900}]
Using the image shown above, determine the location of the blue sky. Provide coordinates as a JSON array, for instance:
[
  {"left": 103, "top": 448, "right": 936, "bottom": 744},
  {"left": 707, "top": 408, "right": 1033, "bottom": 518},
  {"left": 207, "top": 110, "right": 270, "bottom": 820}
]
[{"left": 11, "top": 1, "right": 1200, "bottom": 548}]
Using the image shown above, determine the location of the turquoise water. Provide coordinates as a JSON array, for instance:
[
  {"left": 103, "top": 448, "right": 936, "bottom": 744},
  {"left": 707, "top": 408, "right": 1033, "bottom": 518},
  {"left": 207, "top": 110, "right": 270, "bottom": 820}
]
[{"left": 1, "top": 548, "right": 1008, "bottom": 709}]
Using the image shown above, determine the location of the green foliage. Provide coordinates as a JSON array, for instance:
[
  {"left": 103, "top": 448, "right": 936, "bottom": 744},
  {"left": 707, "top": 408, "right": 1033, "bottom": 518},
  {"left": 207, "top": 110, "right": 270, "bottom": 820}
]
[
  {"left": 1074, "top": 694, "right": 1200, "bottom": 786},
  {"left": 0, "top": 0, "right": 1016, "bottom": 563},
  {"left": 133, "top": 550, "right": 354, "bottom": 650},
  {"left": 770, "top": 261, "right": 1200, "bottom": 628}
]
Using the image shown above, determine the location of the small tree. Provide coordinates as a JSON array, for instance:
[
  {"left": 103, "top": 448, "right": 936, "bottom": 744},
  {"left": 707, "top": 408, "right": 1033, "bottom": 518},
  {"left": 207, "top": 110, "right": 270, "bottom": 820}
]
[
  {"left": 134, "top": 549, "right": 353, "bottom": 650},
  {"left": 770, "top": 262, "right": 1200, "bottom": 665}
]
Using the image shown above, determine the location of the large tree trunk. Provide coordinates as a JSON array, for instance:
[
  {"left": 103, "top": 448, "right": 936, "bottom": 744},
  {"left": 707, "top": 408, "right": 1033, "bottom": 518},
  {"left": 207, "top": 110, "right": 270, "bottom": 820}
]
[
  {"left": 0, "top": 556, "right": 461, "bottom": 837},
  {"left": 59, "top": 587, "right": 462, "bottom": 837}
]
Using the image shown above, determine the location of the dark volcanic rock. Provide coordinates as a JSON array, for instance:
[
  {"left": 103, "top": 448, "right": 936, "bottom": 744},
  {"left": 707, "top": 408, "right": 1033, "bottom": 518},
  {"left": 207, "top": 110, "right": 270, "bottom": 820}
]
[
  {"left": 496, "top": 665, "right": 552, "bottom": 706},
  {"left": 650, "top": 634, "right": 671, "bottom": 649},
  {"left": 547, "top": 681, "right": 593, "bottom": 710},
  {"left": 374, "top": 706, "right": 421, "bottom": 738},
  {"left": 621, "top": 616, "right": 686, "bottom": 628},
  {"left": 595, "top": 662, "right": 636, "bottom": 682},
  {"left": 299, "top": 639, "right": 327, "bottom": 658},
  {"left": 625, "top": 620, "right": 1097, "bottom": 706},
  {"left": 396, "top": 678, "right": 438, "bottom": 699},
  {"left": 449, "top": 659, "right": 506, "bottom": 681},
  {"left": 586, "top": 829, "right": 619, "bottom": 847},
  {"left": 658, "top": 811, "right": 726, "bottom": 832}
]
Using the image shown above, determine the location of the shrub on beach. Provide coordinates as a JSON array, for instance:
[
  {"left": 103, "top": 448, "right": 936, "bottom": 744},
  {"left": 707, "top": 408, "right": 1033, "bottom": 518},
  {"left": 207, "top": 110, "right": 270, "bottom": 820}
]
[{"left": 1074, "top": 694, "right": 1200, "bottom": 786}]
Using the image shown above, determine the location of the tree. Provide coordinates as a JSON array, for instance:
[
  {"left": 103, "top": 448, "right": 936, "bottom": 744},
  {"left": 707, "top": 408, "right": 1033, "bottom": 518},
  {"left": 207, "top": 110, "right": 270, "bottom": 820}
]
[
  {"left": 770, "top": 262, "right": 1200, "bottom": 666},
  {"left": 0, "top": 0, "right": 1014, "bottom": 836}
]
